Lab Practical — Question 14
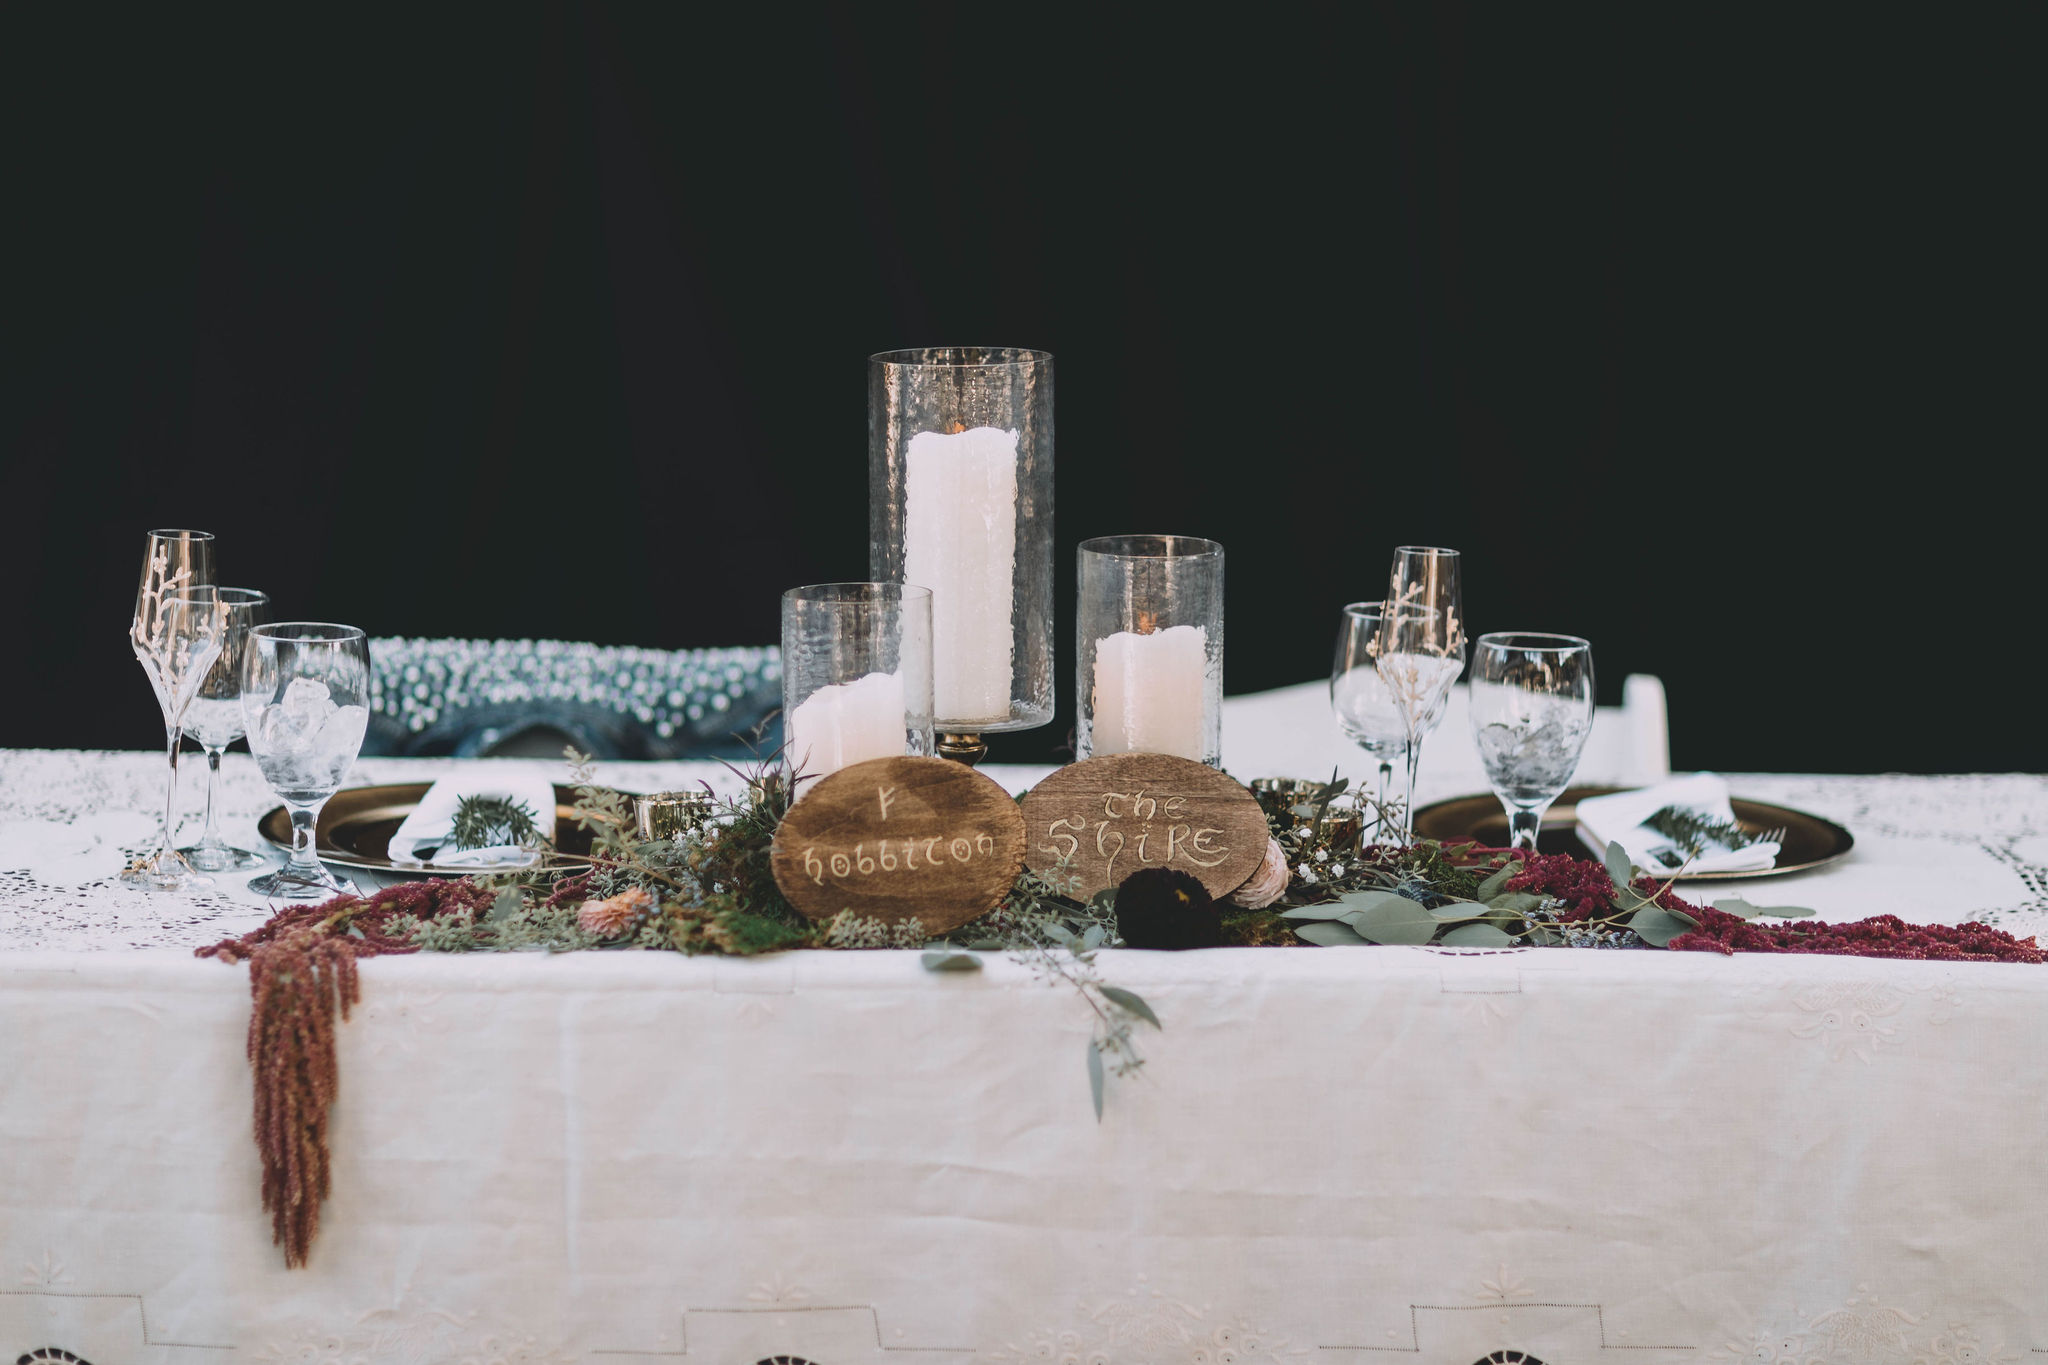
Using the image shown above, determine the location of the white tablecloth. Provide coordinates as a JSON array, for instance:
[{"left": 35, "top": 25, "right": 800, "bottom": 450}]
[{"left": 4, "top": 735, "right": 2048, "bottom": 1361}]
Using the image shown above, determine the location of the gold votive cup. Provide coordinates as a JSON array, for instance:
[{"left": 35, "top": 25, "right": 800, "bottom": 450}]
[{"left": 633, "top": 790, "right": 717, "bottom": 843}]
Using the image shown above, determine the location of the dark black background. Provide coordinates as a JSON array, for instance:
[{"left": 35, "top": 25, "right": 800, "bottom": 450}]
[{"left": 4, "top": 7, "right": 2038, "bottom": 769}]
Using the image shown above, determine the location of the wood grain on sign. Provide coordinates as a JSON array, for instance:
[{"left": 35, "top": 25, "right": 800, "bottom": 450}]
[
  {"left": 1020, "top": 753, "right": 1270, "bottom": 901},
  {"left": 771, "top": 756, "right": 1027, "bottom": 931}
]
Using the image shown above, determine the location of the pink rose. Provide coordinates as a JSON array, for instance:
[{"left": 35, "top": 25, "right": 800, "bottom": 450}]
[{"left": 1228, "top": 836, "right": 1290, "bottom": 909}]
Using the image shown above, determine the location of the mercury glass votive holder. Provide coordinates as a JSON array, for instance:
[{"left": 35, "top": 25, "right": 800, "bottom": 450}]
[
  {"left": 869, "top": 347, "right": 1054, "bottom": 762},
  {"left": 780, "top": 583, "right": 934, "bottom": 787},
  {"left": 1076, "top": 535, "right": 1224, "bottom": 766}
]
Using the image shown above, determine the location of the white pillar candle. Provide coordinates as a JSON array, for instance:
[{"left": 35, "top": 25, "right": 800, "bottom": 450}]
[
  {"left": 786, "top": 670, "right": 907, "bottom": 781},
  {"left": 1090, "top": 624, "right": 1208, "bottom": 760},
  {"left": 903, "top": 426, "right": 1017, "bottom": 724}
]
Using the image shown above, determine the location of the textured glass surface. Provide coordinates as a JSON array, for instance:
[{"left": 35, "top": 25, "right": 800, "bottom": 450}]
[
  {"left": 1075, "top": 535, "right": 1224, "bottom": 766},
  {"left": 780, "top": 583, "right": 934, "bottom": 782},
  {"left": 869, "top": 347, "right": 1053, "bottom": 733}
]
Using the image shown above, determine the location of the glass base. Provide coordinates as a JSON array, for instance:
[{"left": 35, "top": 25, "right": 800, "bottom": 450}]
[
  {"left": 179, "top": 842, "right": 268, "bottom": 873},
  {"left": 119, "top": 849, "right": 213, "bottom": 892},
  {"left": 248, "top": 866, "right": 360, "bottom": 901}
]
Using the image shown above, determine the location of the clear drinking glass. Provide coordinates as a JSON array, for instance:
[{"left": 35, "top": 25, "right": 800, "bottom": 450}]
[
  {"left": 780, "top": 583, "right": 934, "bottom": 788},
  {"left": 177, "top": 587, "right": 270, "bottom": 872},
  {"left": 1470, "top": 632, "right": 1596, "bottom": 851},
  {"left": 1074, "top": 535, "right": 1225, "bottom": 765},
  {"left": 241, "top": 623, "right": 371, "bottom": 899},
  {"left": 124, "top": 529, "right": 224, "bottom": 891},
  {"left": 1378, "top": 546, "right": 1467, "bottom": 843},
  {"left": 1330, "top": 601, "right": 1410, "bottom": 830},
  {"left": 869, "top": 347, "right": 1053, "bottom": 763}
]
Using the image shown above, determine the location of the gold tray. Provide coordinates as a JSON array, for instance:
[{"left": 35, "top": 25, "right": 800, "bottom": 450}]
[
  {"left": 258, "top": 783, "right": 597, "bottom": 877},
  {"left": 1412, "top": 785, "right": 1854, "bottom": 881}
]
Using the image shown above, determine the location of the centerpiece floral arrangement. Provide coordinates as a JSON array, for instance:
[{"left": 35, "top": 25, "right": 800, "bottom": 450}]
[{"left": 198, "top": 751, "right": 2042, "bottom": 1268}]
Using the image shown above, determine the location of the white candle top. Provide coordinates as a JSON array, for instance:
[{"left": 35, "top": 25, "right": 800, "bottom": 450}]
[
  {"left": 1090, "top": 623, "right": 1210, "bottom": 762},
  {"left": 786, "top": 669, "right": 907, "bottom": 784}
]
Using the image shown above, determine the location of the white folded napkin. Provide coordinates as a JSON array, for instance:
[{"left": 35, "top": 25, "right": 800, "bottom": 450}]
[
  {"left": 385, "top": 772, "right": 559, "bottom": 869},
  {"left": 1576, "top": 773, "right": 1780, "bottom": 876}
]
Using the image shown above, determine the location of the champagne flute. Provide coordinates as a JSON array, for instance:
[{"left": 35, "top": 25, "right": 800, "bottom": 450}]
[
  {"left": 177, "top": 587, "right": 271, "bottom": 872},
  {"left": 1470, "top": 633, "right": 1595, "bottom": 851},
  {"left": 1330, "top": 601, "right": 1409, "bottom": 836},
  {"left": 242, "top": 624, "right": 371, "bottom": 899},
  {"left": 1378, "top": 546, "right": 1466, "bottom": 843},
  {"left": 123, "top": 530, "right": 224, "bottom": 891}
]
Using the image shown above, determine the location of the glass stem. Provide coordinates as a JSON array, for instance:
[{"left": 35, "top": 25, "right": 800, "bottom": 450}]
[
  {"left": 287, "top": 801, "right": 327, "bottom": 880},
  {"left": 1508, "top": 802, "right": 1550, "bottom": 852},
  {"left": 1398, "top": 735, "right": 1423, "bottom": 844},
  {"left": 199, "top": 746, "right": 225, "bottom": 849},
  {"left": 160, "top": 722, "right": 183, "bottom": 861}
]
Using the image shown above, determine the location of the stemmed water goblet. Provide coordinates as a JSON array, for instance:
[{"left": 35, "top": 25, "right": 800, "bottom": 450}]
[
  {"left": 1376, "top": 546, "right": 1467, "bottom": 843},
  {"left": 1469, "top": 633, "right": 1595, "bottom": 852},
  {"left": 124, "top": 529, "right": 226, "bottom": 891},
  {"left": 1330, "top": 601, "right": 1410, "bottom": 837},
  {"left": 177, "top": 587, "right": 271, "bottom": 872},
  {"left": 241, "top": 623, "right": 371, "bottom": 899}
]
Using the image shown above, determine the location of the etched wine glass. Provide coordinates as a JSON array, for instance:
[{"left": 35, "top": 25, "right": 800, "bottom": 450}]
[
  {"left": 177, "top": 587, "right": 270, "bottom": 872},
  {"left": 241, "top": 623, "right": 371, "bottom": 899},
  {"left": 1330, "top": 601, "right": 1409, "bottom": 835},
  {"left": 123, "top": 530, "right": 224, "bottom": 890},
  {"left": 1377, "top": 547, "right": 1466, "bottom": 842},
  {"left": 1470, "top": 633, "right": 1595, "bottom": 851}
]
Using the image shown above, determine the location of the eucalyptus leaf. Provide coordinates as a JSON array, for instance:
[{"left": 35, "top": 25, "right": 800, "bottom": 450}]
[
  {"left": 1280, "top": 903, "right": 1345, "bottom": 920},
  {"left": 1429, "top": 902, "right": 1486, "bottom": 921},
  {"left": 1602, "top": 840, "right": 1637, "bottom": 892},
  {"left": 1335, "top": 889, "right": 1422, "bottom": 917},
  {"left": 1439, "top": 922, "right": 1515, "bottom": 948},
  {"left": 1295, "top": 921, "right": 1372, "bottom": 946},
  {"left": 1082, "top": 924, "right": 1107, "bottom": 951},
  {"left": 485, "top": 888, "right": 523, "bottom": 923},
  {"left": 1043, "top": 923, "right": 1078, "bottom": 948},
  {"left": 1485, "top": 892, "right": 1545, "bottom": 915},
  {"left": 345, "top": 924, "right": 366, "bottom": 940},
  {"left": 920, "top": 949, "right": 983, "bottom": 972},
  {"left": 1100, "top": 985, "right": 1161, "bottom": 1030},
  {"left": 1474, "top": 861, "right": 1520, "bottom": 900},
  {"left": 1628, "top": 907, "right": 1695, "bottom": 948},
  {"left": 1714, "top": 897, "right": 1817, "bottom": 920},
  {"left": 1345, "top": 897, "right": 1438, "bottom": 945},
  {"left": 1087, "top": 1039, "right": 1105, "bottom": 1122}
]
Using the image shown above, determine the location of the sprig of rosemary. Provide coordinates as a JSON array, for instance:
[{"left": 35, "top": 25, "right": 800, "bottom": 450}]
[
  {"left": 1644, "top": 805, "right": 1757, "bottom": 856},
  {"left": 447, "top": 794, "right": 546, "bottom": 852}
]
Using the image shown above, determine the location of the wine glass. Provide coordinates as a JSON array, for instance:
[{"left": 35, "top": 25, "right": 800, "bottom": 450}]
[
  {"left": 177, "top": 587, "right": 271, "bottom": 872},
  {"left": 1377, "top": 546, "right": 1467, "bottom": 843},
  {"left": 1470, "top": 633, "right": 1595, "bottom": 852},
  {"left": 123, "top": 530, "right": 224, "bottom": 891},
  {"left": 1330, "top": 601, "right": 1409, "bottom": 835},
  {"left": 241, "top": 623, "right": 371, "bottom": 899}
]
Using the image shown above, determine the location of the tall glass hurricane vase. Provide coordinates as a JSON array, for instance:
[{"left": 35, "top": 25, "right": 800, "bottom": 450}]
[
  {"left": 780, "top": 583, "right": 934, "bottom": 789},
  {"left": 241, "top": 624, "right": 372, "bottom": 899},
  {"left": 1076, "top": 535, "right": 1224, "bottom": 765},
  {"left": 869, "top": 347, "right": 1053, "bottom": 765},
  {"left": 178, "top": 587, "right": 270, "bottom": 871},
  {"left": 124, "top": 529, "right": 223, "bottom": 891},
  {"left": 1470, "top": 633, "right": 1596, "bottom": 851}
]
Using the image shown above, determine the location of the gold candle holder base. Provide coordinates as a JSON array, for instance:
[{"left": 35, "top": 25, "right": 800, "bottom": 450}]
[
  {"left": 633, "top": 790, "right": 717, "bottom": 843},
  {"left": 936, "top": 732, "right": 987, "bottom": 766}
]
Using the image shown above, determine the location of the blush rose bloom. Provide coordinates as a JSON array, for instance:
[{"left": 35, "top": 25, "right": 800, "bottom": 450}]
[{"left": 1228, "top": 836, "right": 1290, "bottom": 909}]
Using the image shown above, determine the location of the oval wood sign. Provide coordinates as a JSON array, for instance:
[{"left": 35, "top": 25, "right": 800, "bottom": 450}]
[
  {"left": 771, "top": 755, "right": 1026, "bottom": 932},
  {"left": 1019, "top": 753, "right": 1269, "bottom": 901}
]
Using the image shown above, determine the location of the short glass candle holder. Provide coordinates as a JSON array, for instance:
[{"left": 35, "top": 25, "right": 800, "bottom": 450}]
[
  {"left": 869, "top": 347, "right": 1053, "bottom": 762},
  {"left": 780, "top": 583, "right": 934, "bottom": 786},
  {"left": 1076, "top": 535, "right": 1224, "bottom": 766}
]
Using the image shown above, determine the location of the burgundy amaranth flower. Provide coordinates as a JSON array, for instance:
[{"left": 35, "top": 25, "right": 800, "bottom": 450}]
[{"left": 1504, "top": 851, "right": 1614, "bottom": 920}]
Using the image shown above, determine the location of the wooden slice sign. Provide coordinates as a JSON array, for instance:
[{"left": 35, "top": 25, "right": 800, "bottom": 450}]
[
  {"left": 771, "top": 756, "right": 1026, "bottom": 932},
  {"left": 1020, "top": 753, "right": 1269, "bottom": 901}
]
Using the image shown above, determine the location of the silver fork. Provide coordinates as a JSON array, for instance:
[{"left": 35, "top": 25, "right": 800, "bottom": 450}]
[{"left": 1749, "top": 824, "right": 1787, "bottom": 847}]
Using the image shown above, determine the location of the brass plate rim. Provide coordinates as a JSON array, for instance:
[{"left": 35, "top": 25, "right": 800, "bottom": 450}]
[
  {"left": 1411, "top": 784, "right": 1855, "bottom": 881},
  {"left": 257, "top": 781, "right": 596, "bottom": 877}
]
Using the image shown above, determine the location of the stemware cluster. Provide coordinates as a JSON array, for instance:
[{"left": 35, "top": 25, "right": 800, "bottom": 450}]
[
  {"left": 124, "top": 529, "right": 368, "bottom": 898},
  {"left": 1330, "top": 546, "right": 1594, "bottom": 850}
]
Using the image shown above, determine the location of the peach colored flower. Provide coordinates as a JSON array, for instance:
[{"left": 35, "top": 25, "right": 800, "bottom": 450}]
[
  {"left": 1229, "top": 836, "right": 1290, "bottom": 909},
  {"left": 578, "top": 885, "right": 655, "bottom": 937}
]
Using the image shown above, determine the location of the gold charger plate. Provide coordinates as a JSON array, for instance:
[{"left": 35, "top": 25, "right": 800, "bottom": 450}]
[
  {"left": 258, "top": 782, "right": 596, "bottom": 876},
  {"left": 1412, "top": 785, "right": 1854, "bottom": 881}
]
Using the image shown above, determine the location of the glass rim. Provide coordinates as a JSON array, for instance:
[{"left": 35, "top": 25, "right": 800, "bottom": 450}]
[
  {"left": 1340, "top": 600, "right": 1390, "bottom": 619},
  {"left": 1392, "top": 544, "right": 1461, "bottom": 558},
  {"left": 1475, "top": 631, "right": 1591, "bottom": 653},
  {"left": 782, "top": 582, "right": 933, "bottom": 605},
  {"left": 249, "top": 621, "right": 367, "bottom": 642},
  {"left": 215, "top": 586, "right": 270, "bottom": 604},
  {"left": 1078, "top": 534, "right": 1224, "bottom": 560},
  {"left": 145, "top": 528, "right": 217, "bottom": 542},
  {"left": 869, "top": 346, "right": 1052, "bottom": 369}
]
